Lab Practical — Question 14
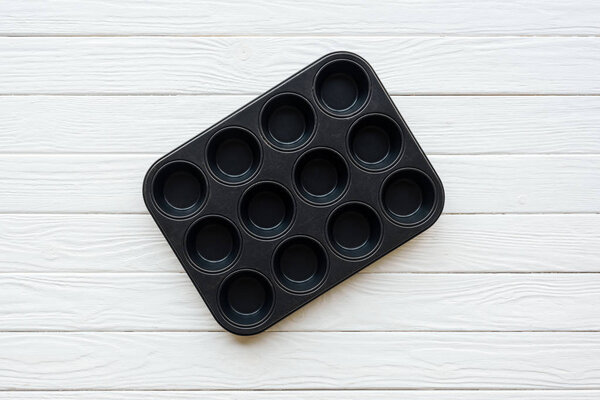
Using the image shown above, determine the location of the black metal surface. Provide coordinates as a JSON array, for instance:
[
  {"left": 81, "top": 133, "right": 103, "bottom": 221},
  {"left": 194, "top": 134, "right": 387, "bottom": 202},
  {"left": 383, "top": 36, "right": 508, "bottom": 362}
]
[{"left": 142, "top": 52, "right": 445, "bottom": 335}]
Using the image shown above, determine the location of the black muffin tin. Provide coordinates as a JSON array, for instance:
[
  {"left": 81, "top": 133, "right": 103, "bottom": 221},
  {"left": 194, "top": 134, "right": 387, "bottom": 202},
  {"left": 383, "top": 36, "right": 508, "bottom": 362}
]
[{"left": 143, "top": 52, "right": 444, "bottom": 335}]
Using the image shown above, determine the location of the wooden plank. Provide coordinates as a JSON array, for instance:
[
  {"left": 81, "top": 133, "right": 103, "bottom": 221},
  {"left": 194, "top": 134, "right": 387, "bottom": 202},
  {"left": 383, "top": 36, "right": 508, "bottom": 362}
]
[
  {"left": 0, "top": 154, "right": 597, "bottom": 213},
  {"left": 1, "top": 273, "right": 598, "bottom": 332},
  {"left": 2, "top": 95, "right": 599, "bottom": 154},
  {"left": 1, "top": 37, "right": 599, "bottom": 94},
  {"left": 2, "top": 214, "right": 597, "bottom": 274},
  {"left": 1, "top": 214, "right": 597, "bottom": 274},
  {"left": 1, "top": 332, "right": 599, "bottom": 389},
  {"left": 2, "top": 0, "right": 599, "bottom": 36},
  {"left": 1, "top": 390, "right": 599, "bottom": 400}
]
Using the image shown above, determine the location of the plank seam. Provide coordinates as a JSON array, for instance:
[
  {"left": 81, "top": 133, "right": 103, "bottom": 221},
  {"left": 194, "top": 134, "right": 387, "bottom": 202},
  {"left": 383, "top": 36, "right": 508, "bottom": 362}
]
[
  {"left": 1, "top": 93, "right": 600, "bottom": 97},
  {"left": 2, "top": 34, "right": 600, "bottom": 38},
  {"left": 1, "top": 330, "right": 599, "bottom": 333},
  {"left": 1, "top": 388, "right": 600, "bottom": 392}
]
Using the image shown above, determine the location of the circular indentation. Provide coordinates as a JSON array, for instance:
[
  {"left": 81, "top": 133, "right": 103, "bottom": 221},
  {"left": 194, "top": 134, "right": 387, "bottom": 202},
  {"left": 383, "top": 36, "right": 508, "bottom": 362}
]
[
  {"left": 240, "top": 182, "right": 295, "bottom": 239},
  {"left": 152, "top": 161, "right": 207, "bottom": 218},
  {"left": 381, "top": 169, "right": 436, "bottom": 226},
  {"left": 260, "top": 93, "right": 316, "bottom": 150},
  {"left": 314, "top": 59, "right": 370, "bottom": 117},
  {"left": 219, "top": 270, "right": 274, "bottom": 327},
  {"left": 293, "top": 148, "right": 349, "bottom": 205},
  {"left": 185, "top": 216, "right": 240, "bottom": 273},
  {"left": 207, "top": 127, "right": 261, "bottom": 184},
  {"left": 348, "top": 114, "right": 403, "bottom": 171},
  {"left": 273, "top": 236, "right": 328, "bottom": 293},
  {"left": 327, "top": 202, "right": 382, "bottom": 259}
]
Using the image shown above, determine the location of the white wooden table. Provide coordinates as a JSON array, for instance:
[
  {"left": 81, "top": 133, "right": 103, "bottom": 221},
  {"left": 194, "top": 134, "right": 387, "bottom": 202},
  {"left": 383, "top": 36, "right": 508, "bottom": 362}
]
[{"left": 1, "top": 1, "right": 599, "bottom": 398}]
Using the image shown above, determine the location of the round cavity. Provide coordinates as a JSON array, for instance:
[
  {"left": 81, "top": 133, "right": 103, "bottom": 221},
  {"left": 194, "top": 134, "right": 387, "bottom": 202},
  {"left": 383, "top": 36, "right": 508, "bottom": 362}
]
[
  {"left": 185, "top": 215, "right": 240, "bottom": 273},
  {"left": 219, "top": 270, "right": 274, "bottom": 327},
  {"left": 381, "top": 169, "right": 436, "bottom": 226},
  {"left": 152, "top": 161, "right": 207, "bottom": 218},
  {"left": 348, "top": 114, "right": 403, "bottom": 171},
  {"left": 293, "top": 148, "right": 349, "bottom": 205},
  {"left": 314, "top": 59, "right": 370, "bottom": 117},
  {"left": 240, "top": 182, "right": 295, "bottom": 239},
  {"left": 207, "top": 127, "right": 261, "bottom": 184},
  {"left": 273, "top": 236, "right": 328, "bottom": 293},
  {"left": 327, "top": 202, "right": 382, "bottom": 259},
  {"left": 260, "top": 93, "right": 316, "bottom": 150}
]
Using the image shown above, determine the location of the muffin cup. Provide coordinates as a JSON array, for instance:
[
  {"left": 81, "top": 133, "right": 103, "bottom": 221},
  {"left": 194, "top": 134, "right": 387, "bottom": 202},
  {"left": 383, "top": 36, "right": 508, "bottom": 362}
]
[
  {"left": 348, "top": 114, "right": 403, "bottom": 172},
  {"left": 151, "top": 160, "right": 207, "bottom": 219},
  {"left": 293, "top": 147, "right": 349, "bottom": 205},
  {"left": 381, "top": 168, "right": 437, "bottom": 226},
  {"left": 239, "top": 181, "right": 295, "bottom": 239},
  {"left": 273, "top": 236, "right": 328, "bottom": 294},
  {"left": 260, "top": 93, "right": 316, "bottom": 151},
  {"left": 314, "top": 59, "right": 370, "bottom": 117},
  {"left": 185, "top": 215, "right": 241, "bottom": 273},
  {"left": 218, "top": 270, "right": 275, "bottom": 327},
  {"left": 327, "top": 202, "right": 383, "bottom": 260},
  {"left": 206, "top": 127, "right": 261, "bottom": 185}
]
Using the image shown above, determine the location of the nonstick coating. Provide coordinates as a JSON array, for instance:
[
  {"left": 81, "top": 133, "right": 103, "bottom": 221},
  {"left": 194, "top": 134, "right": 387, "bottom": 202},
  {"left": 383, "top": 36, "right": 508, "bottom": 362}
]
[{"left": 143, "top": 51, "right": 445, "bottom": 335}]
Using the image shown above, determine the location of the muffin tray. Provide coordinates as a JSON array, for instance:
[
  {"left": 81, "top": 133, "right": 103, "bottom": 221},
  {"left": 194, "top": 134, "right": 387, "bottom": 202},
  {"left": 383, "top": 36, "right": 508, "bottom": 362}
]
[{"left": 142, "top": 52, "right": 445, "bottom": 335}]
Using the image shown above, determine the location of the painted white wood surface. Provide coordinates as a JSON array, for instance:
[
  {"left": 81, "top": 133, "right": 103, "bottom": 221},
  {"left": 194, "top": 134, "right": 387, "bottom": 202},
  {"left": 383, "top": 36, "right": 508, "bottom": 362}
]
[
  {"left": 2, "top": 273, "right": 599, "bottom": 332},
  {"left": 2, "top": 95, "right": 599, "bottom": 154},
  {"left": 1, "top": 0, "right": 599, "bottom": 398},
  {"left": 0, "top": 154, "right": 597, "bottom": 213},
  {"left": 1, "top": 37, "right": 599, "bottom": 95},
  {"left": 2, "top": 391, "right": 600, "bottom": 400},
  {"left": 3, "top": 0, "right": 600, "bottom": 36},
  {"left": 1, "top": 332, "right": 600, "bottom": 390},
  {"left": 1, "top": 214, "right": 598, "bottom": 273}
]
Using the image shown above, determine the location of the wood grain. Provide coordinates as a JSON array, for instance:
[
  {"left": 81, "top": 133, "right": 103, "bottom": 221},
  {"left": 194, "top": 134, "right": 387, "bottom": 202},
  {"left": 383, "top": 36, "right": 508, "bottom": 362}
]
[
  {"left": 1, "top": 214, "right": 597, "bottom": 273},
  {"left": 1, "top": 37, "right": 599, "bottom": 94},
  {"left": 1, "top": 332, "right": 599, "bottom": 389},
  {"left": 1, "top": 390, "right": 599, "bottom": 400},
  {"left": 2, "top": 1, "right": 599, "bottom": 395},
  {"left": 2, "top": 95, "right": 598, "bottom": 154},
  {"left": 3, "top": 0, "right": 599, "bottom": 36},
  {"left": 0, "top": 154, "right": 597, "bottom": 213},
  {"left": 1, "top": 273, "right": 599, "bottom": 332}
]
